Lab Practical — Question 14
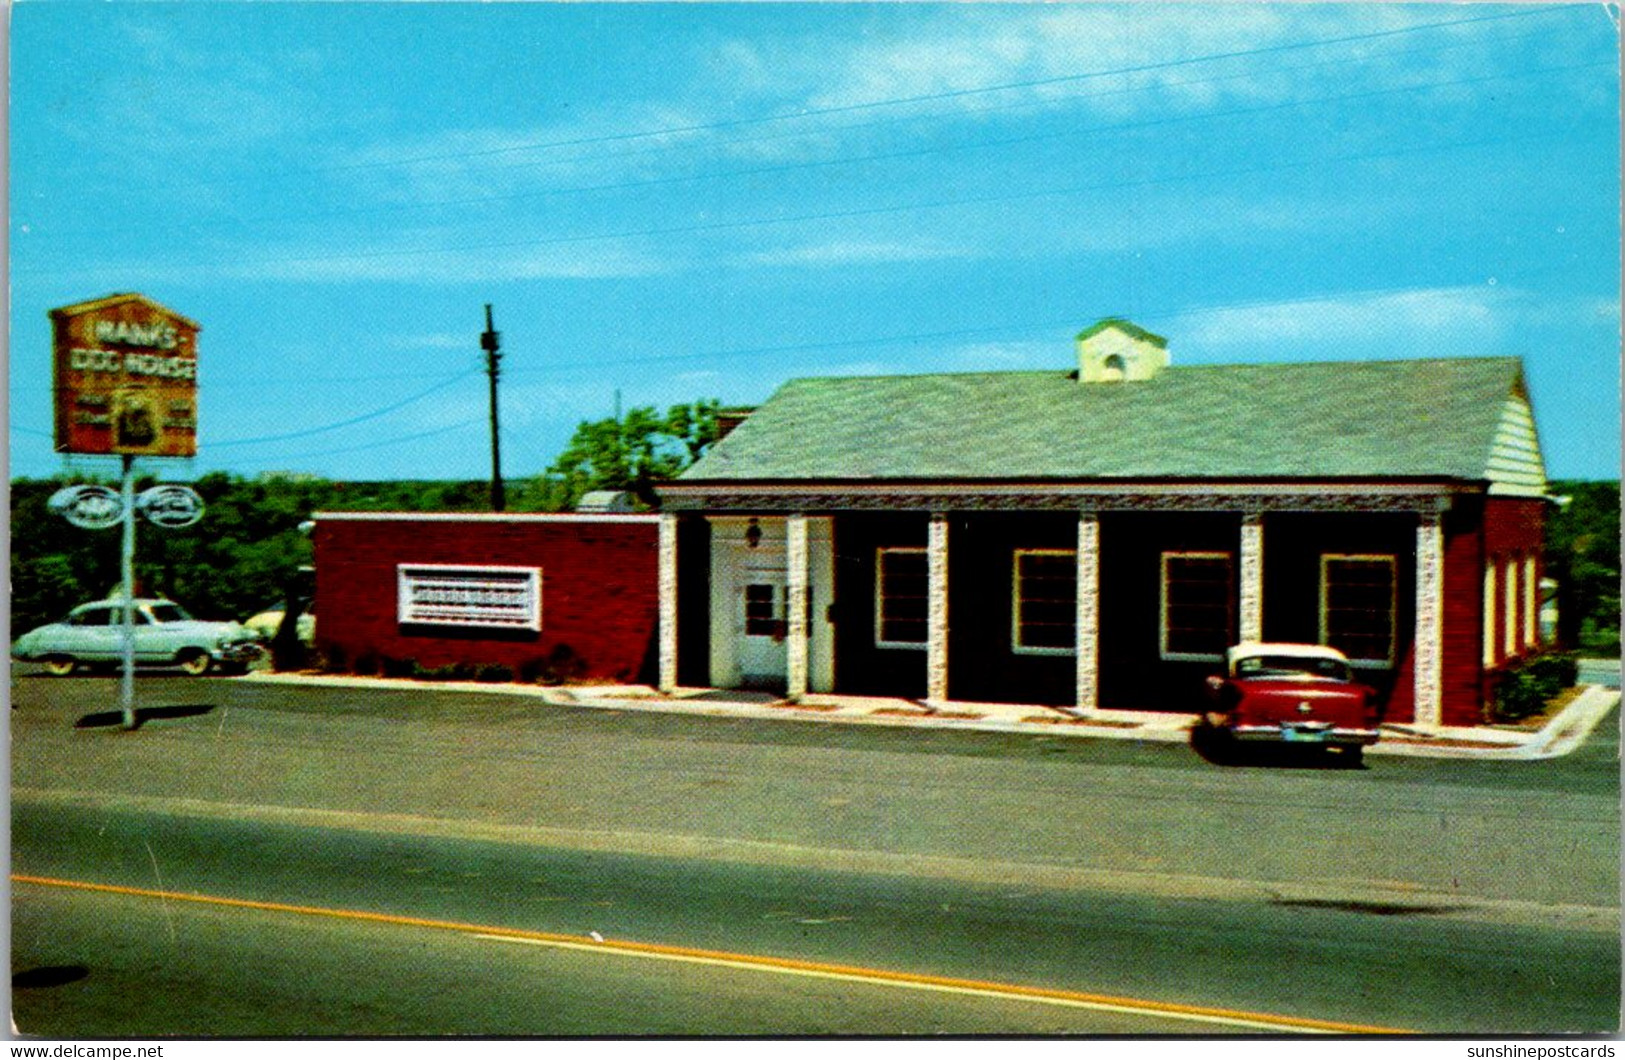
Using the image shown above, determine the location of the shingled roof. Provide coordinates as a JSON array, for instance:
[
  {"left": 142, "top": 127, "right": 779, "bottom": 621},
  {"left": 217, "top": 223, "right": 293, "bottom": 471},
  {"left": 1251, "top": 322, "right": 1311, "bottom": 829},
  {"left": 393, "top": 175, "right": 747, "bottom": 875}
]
[{"left": 681, "top": 357, "right": 1540, "bottom": 486}]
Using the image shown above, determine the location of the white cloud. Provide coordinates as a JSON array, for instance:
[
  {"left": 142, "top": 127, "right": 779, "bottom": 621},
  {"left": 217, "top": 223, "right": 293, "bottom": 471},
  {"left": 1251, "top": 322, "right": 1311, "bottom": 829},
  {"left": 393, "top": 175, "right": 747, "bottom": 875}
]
[
  {"left": 709, "top": 5, "right": 1556, "bottom": 142},
  {"left": 1172, "top": 286, "right": 1509, "bottom": 358}
]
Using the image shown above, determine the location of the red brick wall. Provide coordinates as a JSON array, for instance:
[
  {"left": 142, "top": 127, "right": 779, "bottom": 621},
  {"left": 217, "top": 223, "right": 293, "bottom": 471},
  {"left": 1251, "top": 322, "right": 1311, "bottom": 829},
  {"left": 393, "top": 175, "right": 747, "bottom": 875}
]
[
  {"left": 313, "top": 515, "right": 660, "bottom": 682},
  {"left": 1391, "top": 498, "right": 1543, "bottom": 727},
  {"left": 1484, "top": 498, "right": 1545, "bottom": 663}
]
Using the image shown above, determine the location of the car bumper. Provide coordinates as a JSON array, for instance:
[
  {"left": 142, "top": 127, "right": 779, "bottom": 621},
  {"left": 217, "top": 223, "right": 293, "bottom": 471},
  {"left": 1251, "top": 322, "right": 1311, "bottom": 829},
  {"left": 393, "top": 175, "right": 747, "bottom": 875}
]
[
  {"left": 213, "top": 642, "right": 265, "bottom": 664},
  {"left": 1229, "top": 723, "right": 1380, "bottom": 747}
]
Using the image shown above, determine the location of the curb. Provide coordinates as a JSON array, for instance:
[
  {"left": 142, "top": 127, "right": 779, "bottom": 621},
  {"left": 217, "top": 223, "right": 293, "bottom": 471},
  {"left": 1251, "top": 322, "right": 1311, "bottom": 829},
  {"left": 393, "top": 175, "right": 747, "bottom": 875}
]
[{"left": 234, "top": 670, "right": 1617, "bottom": 760}]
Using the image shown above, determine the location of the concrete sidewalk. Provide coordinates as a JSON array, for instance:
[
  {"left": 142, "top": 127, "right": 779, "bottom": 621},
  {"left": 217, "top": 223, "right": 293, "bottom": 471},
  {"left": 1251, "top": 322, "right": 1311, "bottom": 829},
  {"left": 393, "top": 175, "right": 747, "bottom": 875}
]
[{"left": 239, "top": 669, "right": 1620, "bottom": 760}]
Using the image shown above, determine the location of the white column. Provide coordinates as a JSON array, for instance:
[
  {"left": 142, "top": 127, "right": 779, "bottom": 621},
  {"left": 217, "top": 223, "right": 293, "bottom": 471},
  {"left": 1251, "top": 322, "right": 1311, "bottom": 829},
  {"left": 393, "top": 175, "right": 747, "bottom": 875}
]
[
  {"left": 1413, "top": 511, "right": 1444, "bottom": 727},
  {"left": 1482, "top": 558, "right": 1498, "bottom": 667},
  {"left": 1504, "top": 556, "right": 1520, "bottom": 657},
  {"left": 926, "top": 513, "right": 949, "bottom": 703},
  {"left": 1075, "top": 512, "right": 1100, "bottom": 712},
  {"left": 658, "top": 513, "right": 679, "bottom": 693},
  {"left": 1524, "top": 555, "right": 1538, "bottom": 648},
  {"left": 1238, "top": 512, "right": 1264, "bottom": 645},
  {"left": 786, "top": 513, "right": 809, "bottom": 701}
]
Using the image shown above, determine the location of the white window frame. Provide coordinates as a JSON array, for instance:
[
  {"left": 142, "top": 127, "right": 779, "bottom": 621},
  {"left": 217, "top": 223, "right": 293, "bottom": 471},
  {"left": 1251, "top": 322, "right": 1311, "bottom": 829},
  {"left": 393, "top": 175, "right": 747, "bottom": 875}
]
[
  {"left": 1160, "top": 551, "right": 1235, "bottom": 662},
  {"left": 874, "top": 547, "right": 928, "bottom": 649},
  {"left": 397, "top": 564, "right": 542, "bottom": 631},
  {"left": 1011, "top": 549, "right": 1077, "bottom": 656},
  {"left": 1318, "top": 554, "right": 1398, "bottom": 668}
]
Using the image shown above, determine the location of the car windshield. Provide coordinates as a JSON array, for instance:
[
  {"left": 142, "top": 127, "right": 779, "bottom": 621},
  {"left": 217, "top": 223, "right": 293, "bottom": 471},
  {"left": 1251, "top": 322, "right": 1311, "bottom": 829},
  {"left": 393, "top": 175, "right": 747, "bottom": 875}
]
[
  {"left": 1235, "top": 655, "right": 1349, "bottom": 681},
  {"left": 147, "top": 603, "right": 192, "bottom": 623}
]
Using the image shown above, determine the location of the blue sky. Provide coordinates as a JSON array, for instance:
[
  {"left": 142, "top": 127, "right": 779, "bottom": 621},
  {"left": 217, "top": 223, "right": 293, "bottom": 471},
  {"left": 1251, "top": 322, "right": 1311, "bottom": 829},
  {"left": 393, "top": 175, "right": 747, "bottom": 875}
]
[{"left": 9, "top": 2, "right": 1620, "bottom": 483}]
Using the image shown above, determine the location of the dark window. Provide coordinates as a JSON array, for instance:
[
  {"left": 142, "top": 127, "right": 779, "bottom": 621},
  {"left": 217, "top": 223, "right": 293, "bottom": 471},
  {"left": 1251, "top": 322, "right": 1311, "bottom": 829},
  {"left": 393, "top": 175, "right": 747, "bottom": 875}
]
[
  {"left": 876, "top": 548, "right": 928, "bottom": 647},
  {"left": 1320, "top": 556, "right": 1396, "bottom": 664},
  {"left": 1162, "top": 553, "right": 1235, "bottom": 659},
  {"left": 1014, "top": 550, "right": 1075, "bottom": 652}
]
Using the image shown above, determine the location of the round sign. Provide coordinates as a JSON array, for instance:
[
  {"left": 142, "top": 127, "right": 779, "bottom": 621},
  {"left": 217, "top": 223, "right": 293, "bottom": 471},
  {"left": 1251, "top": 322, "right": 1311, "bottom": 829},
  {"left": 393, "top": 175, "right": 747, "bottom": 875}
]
[
  {"left": 136, "top": 485, "right": 205, "bottom": 528},
  {"left": 47, "top": 485, "right": 124, "bottom": 530}
]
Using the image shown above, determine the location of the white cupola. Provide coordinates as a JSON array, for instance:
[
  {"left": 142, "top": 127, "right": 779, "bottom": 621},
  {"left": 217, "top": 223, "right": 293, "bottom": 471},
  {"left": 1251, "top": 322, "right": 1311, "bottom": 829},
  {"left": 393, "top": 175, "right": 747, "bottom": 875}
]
[{"left": 1076, "top": 318, "right": 1169, "bottom": 383}]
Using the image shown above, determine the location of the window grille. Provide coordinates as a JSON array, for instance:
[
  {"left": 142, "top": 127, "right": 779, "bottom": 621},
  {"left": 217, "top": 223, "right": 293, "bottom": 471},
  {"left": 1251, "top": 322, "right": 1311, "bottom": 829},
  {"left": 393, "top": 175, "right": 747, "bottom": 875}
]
[{"left": 397, "top": 565, "right": 542, "bottom": 630}]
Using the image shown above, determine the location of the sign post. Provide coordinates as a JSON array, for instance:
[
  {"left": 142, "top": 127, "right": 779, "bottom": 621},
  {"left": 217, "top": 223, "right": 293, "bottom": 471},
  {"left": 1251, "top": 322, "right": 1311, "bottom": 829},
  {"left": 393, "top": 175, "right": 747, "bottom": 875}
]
[
  {"left": 49, "top": 294, "right": 201, "bottom": 731},
  {"left": 119, "top": 455, "right": 136, "bottom": 729}
]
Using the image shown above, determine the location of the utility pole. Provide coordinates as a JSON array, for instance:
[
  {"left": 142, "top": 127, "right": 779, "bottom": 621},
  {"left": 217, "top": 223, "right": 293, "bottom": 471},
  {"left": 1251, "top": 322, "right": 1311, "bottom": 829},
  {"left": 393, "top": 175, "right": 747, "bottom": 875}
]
[{"left": 481, "top": 303, "right": 505, "bottom": 512}]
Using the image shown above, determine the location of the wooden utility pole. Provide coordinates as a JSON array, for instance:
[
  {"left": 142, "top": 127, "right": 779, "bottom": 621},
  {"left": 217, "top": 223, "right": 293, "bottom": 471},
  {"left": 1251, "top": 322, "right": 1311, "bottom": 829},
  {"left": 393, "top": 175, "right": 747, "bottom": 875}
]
[{"left": 481, "top": 304, "right": 505, "bottom": 512}]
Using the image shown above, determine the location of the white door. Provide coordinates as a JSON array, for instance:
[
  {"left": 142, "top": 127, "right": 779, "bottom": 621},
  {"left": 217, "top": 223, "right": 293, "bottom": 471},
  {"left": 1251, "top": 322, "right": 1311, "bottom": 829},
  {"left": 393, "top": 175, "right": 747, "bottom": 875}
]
[{"left": 737, "top": 573, "right": 788, "bottom": 689}]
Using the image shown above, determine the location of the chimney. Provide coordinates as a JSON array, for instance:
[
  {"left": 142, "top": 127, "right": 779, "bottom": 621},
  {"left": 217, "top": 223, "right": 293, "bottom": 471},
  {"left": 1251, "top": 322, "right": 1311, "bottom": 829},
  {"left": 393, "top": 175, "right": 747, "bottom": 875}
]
[
  {"left": 715, "top": 407, "right": 754, "bottom": 441},
  {"left": 1076, "top": 318, "right": 1169, "bottom": 383}
]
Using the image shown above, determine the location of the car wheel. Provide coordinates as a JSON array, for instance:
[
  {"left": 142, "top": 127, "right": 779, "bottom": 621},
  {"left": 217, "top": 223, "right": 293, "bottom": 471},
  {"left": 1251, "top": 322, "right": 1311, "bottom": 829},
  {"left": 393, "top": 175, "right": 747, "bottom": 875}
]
[
  {"left": 41, "top": 655, "right": 76, "bottom": 677},
  {"left": 1335, "top": 746, "right": 1365, "bottom": 768},
  {"left": 176, "top": 649, "right": 212, "bottom": 676}
]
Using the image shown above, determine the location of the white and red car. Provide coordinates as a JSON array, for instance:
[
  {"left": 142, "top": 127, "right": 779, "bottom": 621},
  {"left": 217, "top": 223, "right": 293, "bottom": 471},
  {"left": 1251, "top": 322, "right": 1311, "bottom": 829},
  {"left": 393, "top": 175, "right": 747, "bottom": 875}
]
[{"left": 1202, "top": 643, "right": 1384, "bottom": 763}]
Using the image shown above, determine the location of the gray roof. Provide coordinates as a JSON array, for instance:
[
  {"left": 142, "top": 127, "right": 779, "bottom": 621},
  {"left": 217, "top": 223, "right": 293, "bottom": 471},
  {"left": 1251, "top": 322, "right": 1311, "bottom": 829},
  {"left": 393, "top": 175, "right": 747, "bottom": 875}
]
[{"left": 681, "top": 357, "right": 1532, "bottom": 483}]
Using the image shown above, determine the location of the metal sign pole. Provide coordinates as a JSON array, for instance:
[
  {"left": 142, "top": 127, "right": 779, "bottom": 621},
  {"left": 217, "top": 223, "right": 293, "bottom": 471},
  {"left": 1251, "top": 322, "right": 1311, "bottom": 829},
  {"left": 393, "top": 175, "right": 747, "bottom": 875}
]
[{"left": 119, "top": 454, "right": 137, "bottom": 730}]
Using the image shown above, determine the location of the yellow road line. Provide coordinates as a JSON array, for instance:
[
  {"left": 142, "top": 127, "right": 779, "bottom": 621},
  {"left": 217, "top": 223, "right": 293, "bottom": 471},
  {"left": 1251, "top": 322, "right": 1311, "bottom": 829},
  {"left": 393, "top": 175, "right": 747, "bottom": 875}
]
[{"left": 14, "top": 872, "right": 1407, "bottom": 1035}]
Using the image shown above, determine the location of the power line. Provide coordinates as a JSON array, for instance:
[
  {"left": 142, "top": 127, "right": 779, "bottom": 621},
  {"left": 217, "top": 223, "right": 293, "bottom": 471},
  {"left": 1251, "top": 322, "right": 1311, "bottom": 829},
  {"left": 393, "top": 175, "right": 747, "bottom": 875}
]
[
  {"left": 503, "top": 266, "right": 1582, "bottom": 380},
  {"left": 35, "top": 122, "right": 1565, "bottom": 281},
  {"left": 205, "top": 369, "right": 482, "bottom": 448},
  {"left": 127, "top": 6, "right": 1568, "bottom": 193},
  {"left": 10, "top": 268, "right": 1583, "bottom": 466},
  {"left": 26, "top": 19, "right": 1572, "bottom": 240},
  {"left": 225, "top": 417, "right": 485, "bottom": 464},
  {"left": 204, "top": 368, "right": 473, "bottom": 390}
]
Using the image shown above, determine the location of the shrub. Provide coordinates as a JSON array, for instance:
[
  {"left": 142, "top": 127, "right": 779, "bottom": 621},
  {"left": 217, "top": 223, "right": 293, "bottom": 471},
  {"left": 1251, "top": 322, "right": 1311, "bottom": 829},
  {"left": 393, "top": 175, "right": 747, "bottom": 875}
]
[
  {"left": 411, "top": 661, "right": 475, "bottom": 682},
  {"left": 474, "top": 663, "right": 514, "bottom": 683},
  {"left": 519, "top": 644, "right": 586, "bottom": 685},
  {"left": 1491, "top": 651, "right": 1579, "bottom": 722},
  {"left": 379, "top": 656, "right": 416, "bottom": 679}
]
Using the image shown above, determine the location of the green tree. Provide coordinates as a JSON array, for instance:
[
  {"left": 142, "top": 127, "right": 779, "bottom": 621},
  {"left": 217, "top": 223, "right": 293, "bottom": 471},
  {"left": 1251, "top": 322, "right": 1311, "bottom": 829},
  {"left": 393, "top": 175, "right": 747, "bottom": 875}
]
[
  {"left": 542, "top": 400, "right": 720, "bottom": 510},
  {"left": 1546, "top": 480, "right": 1620, "bottom": 654}
]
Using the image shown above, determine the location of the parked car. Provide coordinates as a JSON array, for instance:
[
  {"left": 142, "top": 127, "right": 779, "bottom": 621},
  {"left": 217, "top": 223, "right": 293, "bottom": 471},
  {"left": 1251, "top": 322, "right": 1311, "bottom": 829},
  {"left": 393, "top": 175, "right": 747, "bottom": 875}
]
[
  {"left": 12, "top": 599, "right": 263, "bottom": 676},
  {"left": 1200, "top": 643, "right": 1383, "bottom": 763},
  {"left": 243, "top": 599, "right": 315, "bottom": 646}
]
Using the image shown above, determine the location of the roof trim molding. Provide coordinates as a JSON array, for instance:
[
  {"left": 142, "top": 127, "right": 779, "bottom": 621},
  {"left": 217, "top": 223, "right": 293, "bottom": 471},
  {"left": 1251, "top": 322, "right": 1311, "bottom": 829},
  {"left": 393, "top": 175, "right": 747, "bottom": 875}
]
[
  {"left": 1074, "top": 317, "right": 1168, "bottom": 349},
  {"left": 659, "top": 480, "right": 1464, "bottom": 514},
  {"left": 313, "top": 511, "right": 660, "bottom": 524}
]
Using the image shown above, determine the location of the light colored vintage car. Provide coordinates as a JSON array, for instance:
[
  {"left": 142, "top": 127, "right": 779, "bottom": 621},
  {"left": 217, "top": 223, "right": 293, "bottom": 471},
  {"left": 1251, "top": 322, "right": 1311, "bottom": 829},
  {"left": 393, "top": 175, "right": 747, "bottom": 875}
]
[
  {"left": 1201, "top": 643, "right": 1384, "bottom": 763},
  {"left": 242, "top": 599, "right": 316, "bottom": 646},
  {"left": 12, "top": 598, "right": 263, "bottom": 676}
]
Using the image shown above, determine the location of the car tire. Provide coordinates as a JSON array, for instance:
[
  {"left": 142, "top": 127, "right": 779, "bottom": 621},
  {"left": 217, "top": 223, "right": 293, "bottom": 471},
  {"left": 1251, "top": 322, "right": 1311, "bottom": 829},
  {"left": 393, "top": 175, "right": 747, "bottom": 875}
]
[
  {"left": 1336, "top": 746, "right": 1365, "bottom": 768},
  {"left": 176, "top": 649, "right": 212, "bottom": 676},
  {"left": 41, "top": 655, "right": 76, "bottom": 677}
]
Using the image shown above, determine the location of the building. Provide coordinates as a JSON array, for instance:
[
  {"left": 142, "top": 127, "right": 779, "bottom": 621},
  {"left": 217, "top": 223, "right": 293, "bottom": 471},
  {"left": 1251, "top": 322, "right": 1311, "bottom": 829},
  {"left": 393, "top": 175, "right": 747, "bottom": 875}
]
[
  {"left": 654, "top": 320, "right": 1552, "bottom": 726},
  {"left": 313, "top": 512, "right": 660, "bottom": 683}
]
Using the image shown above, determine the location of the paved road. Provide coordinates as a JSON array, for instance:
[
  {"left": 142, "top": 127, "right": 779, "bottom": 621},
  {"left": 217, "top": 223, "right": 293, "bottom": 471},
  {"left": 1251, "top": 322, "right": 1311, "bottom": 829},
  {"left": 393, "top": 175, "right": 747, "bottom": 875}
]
[
  {"left": 10, "top": 670, "right": 1620, "bottom": 1035},
  {"left": 1579, "top": 658, "right": 1621, "bottom": 690}
]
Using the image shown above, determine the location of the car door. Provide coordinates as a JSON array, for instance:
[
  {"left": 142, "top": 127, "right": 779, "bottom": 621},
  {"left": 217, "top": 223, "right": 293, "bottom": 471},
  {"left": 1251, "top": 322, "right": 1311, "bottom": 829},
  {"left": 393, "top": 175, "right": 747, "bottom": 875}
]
[{"left": 63, "top": 605, "right": 121, "bottom": 662}]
